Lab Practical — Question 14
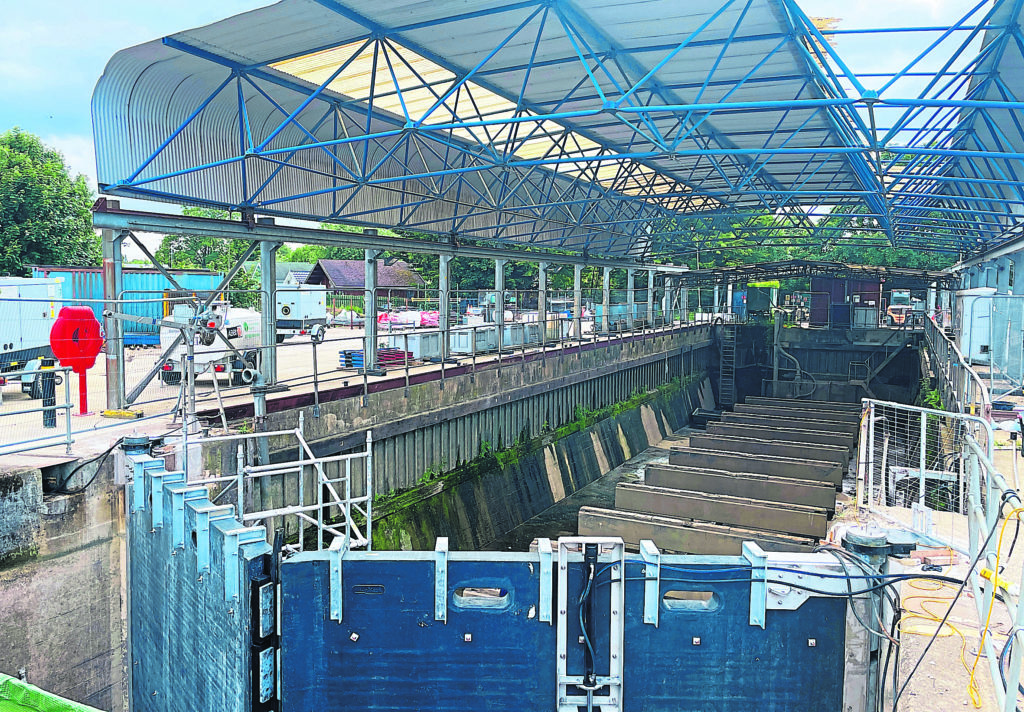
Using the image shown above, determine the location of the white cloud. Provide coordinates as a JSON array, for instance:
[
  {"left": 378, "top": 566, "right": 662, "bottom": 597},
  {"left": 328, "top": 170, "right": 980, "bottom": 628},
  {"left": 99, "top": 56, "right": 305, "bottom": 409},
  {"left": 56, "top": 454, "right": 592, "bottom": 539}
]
[{"left": 42, "top": 133, "right": 97, "bottom": 189}]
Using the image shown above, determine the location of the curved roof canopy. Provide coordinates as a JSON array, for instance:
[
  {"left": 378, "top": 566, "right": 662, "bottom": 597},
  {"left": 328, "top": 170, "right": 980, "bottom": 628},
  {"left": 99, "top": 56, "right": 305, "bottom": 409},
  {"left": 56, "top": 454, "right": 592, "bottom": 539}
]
[{"left": 92, "top": 0, "right": 1024, "bottom": 260}]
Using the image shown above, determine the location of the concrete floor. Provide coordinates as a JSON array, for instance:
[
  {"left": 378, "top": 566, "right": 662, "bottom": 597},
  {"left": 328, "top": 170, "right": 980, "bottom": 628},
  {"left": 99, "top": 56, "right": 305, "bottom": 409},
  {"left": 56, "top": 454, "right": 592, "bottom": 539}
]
[{"left": 0, "top": 322, "right": 619, "bottom": 469}]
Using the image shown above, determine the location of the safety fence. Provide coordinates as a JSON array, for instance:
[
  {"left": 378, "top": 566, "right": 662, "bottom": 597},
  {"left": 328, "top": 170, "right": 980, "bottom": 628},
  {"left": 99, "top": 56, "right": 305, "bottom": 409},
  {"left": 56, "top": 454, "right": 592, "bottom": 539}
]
[
  {"left": 0, "top": 285, "right": 696, "bottom": 457},
  {"left": 858, "top": 399, "right": 1024, "bottom": 711},
  {"left": 176, "top": 423, "right": 374, "bottom": 554},
  {"left": 0, "top": 365, "right": 73, "bottom": 456},
  {"left": 924, "top": 314, "right": 992, "bottom": 419}
]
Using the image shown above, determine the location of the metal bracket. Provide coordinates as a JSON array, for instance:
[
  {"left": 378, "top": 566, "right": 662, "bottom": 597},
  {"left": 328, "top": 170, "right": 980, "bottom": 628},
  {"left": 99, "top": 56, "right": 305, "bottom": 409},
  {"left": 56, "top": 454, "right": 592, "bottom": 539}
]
[
  {"left": 150, "top": 470, "right": 183, "bottom": 529},
  {"left": 329, "top": 538, "right": 343, "bottom": 622},
  {"left": 434, "top": 538, "right": 448, "bottom": 623},
  {"left": 223, "top": 527, "right": 268, "bottom": 602},
  {"left": 131, "top": 457, "right": 163, "bottom": 512},
  {"left": 191, "top": 503, "right": 233, "bottom": 573},
  {"left": 169, "top": 485, "right": 207, "bottom": 550},
  {"left": 640, "top": 539, "right": 661, "bottom": 627},
  {"left": 538, "top": 537, "right": 553, "bottom": 624},
  {"left": 742, "top": 541, "right": 768, "bottom": 629}
]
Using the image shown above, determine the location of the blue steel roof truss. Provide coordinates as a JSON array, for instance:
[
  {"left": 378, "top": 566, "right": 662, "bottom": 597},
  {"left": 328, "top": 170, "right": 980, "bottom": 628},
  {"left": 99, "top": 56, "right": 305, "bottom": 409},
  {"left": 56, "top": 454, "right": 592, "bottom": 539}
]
[{"left": 91, "top": 0, "right": 1024, "bottom": 259}]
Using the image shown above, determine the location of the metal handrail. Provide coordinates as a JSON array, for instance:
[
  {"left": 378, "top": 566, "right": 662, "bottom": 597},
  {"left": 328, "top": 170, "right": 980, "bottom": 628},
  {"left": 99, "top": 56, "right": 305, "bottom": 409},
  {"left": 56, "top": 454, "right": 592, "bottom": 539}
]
[
  {"left": 0, "top": 366, "right": 74, "bottom": 456},
  {"left": 923, "top": 314, "right": 992, "bottom": 419}
]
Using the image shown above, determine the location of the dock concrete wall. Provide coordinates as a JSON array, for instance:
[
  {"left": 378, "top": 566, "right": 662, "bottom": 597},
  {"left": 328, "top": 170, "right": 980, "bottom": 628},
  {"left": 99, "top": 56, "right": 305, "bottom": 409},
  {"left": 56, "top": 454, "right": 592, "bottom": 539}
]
[
  {"left": 372, "top": 376, "right": 705, "bottom": 550},
  {"left": 0, "top": 464, "right": 126, "bottom": 711},
  {"left": 195, "top": 326, "right": 713, "bottom": 534}
]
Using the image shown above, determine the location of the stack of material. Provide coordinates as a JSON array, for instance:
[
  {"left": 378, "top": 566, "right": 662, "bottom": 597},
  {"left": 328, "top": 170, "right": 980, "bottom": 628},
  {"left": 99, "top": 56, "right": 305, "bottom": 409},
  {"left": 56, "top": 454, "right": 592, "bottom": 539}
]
[
  {"left": 338, "top": 347, "right": 413, "bottom": 368},
  {"left": 579, "top": 397, "right": 862, "bottom": 555}
]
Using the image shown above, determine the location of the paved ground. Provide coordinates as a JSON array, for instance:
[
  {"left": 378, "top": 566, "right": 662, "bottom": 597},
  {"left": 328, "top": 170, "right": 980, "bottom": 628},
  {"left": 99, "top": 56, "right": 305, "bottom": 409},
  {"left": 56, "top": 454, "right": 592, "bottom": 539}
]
[{"left": 0, "top": 320, "right": 623, "bottom": 469}]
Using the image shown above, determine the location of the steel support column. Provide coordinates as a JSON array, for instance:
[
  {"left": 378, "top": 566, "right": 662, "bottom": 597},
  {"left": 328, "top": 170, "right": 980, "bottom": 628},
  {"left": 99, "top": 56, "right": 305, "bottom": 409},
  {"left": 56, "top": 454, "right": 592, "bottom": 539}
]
[
  {"left": 439, "top": 254, "right": 452, "bottom": 360},
  {"left": 727, "top": 283, "right": 734, "bottom": 316},
  {"left": 648, "top": 270, "right": 656, "bottom": 326},
  {"left": 626, "top": 269, "right": 636, "bottom": 329},
  {"left": 102, "top": 229, "right": 125, "bottom": 410},
  {"left": 602, "top": 267, "right": 612, "bottom": 334},
  {"left": 365, "top": 250, "right": 380, "bottom": 372},
  {"left": 260, "top": 241, "right": 279, "bottom": 385},
  {"left": 538, "top": 261, "right": 549, "bottom": 344},
  {"left": 574, "top": 264, "right": 583, "bottom": 340},
  {"left": 495, "top": 259, "right": 506, "bottom": 353}
]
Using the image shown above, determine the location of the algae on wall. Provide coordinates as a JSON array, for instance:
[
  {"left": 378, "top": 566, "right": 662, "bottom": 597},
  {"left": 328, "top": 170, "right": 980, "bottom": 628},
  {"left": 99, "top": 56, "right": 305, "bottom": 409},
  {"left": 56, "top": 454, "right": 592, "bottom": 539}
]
[{"left": 371, "top": 375, "right": 706, "bottom": 551}]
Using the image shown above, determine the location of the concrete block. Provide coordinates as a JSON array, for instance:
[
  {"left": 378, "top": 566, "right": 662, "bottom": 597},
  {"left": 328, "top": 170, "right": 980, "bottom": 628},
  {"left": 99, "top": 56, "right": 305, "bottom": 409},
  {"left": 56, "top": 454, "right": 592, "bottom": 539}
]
[
  {"left": 721, "top": 412, "right": 859, "bottom": 435},
  {"left": 577, "top": 506, "right": 816, "bottom": 555},
  {"left": 0, "top": 468, "right": 42, "bottom": 565},
  {"left": 645, "top": 464, "right": 837, "bottom": 511},
  {"left": 687, "top": 433, "right": 850, "bottom": 465},
  {"left": 707, "top": 423, "right": 855, "bottom": 452},
  {"left": 733, "top": 403, "right": 861, "bottom": 425},
  {"left": 667, "top": 448, "right": 842, "bottom": 487},
  {"left": 744, "top": 397, "right": 862, "bottom": 413},
  {"left": 615, "top": 482, "right": 828, "bottom": 538}
]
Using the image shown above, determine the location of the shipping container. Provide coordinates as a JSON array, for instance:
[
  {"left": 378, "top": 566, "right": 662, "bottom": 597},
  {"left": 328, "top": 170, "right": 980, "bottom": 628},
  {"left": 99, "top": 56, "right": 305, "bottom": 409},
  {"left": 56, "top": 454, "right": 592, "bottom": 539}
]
[{"left": 31, "top": 265, "right": 224, "bottom": 346}]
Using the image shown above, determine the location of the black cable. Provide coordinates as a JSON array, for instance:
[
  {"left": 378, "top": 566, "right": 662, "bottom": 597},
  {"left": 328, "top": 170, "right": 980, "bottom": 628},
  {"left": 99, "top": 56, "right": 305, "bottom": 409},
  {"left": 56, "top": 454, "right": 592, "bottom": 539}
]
[
  {"left": 55, "top": 438, "right": 123, "bottom": 494},
  {"left": 824, "top": 547, "right": 890, "bottom": 640},
  {"left": 54, "top": 423, "right": 183, "bottom": 496},
  {"left": 892, "top": 508, "right": 1003, "bottom": 711}
]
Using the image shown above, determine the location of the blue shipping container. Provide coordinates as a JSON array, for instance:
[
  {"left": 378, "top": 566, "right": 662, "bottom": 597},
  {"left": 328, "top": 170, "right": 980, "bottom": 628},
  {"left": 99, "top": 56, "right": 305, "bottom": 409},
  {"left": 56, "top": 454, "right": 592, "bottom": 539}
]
[{"left": 31, "top": 266, "right": 224, "bottom": 344}]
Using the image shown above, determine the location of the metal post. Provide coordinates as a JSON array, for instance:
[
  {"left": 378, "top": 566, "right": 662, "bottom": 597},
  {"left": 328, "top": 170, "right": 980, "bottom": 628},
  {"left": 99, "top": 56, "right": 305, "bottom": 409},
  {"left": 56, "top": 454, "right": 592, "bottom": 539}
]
[
  {"left": 495, "top": 258, "right": 506, "bottom": 354},
  {"left": 439, "top": 255, "right": 452, "bottom": 361},
  {"left": 647, "top": 269, "right": 655, "bottom": 329},
  {"left": 102, "top": 229, "right": 125, "bottom": 410},
  {"left": 260, "top": 240, "right": 279, "bottom": 385},
  {"left": 364, "top": 249, "right": 380, "bottom": 373},
  {"left": 681, "top": 280, "right": 689, "bottom": 325},
  {"left": 574, "top": 264, "right": 583, "bottom": 340},
  {"left": 365, "top": 430, "right": 374, "bottom": 551},
  {"left": 727, "top": 283, "right": 734, "bottom": 318},
  {"left": 626, "top": 269, "right": 635, "bottom": 331},
  {"left": 538, "top": 261, "right": 549, "bottom": 345},
  {"left": 602, "top": 267, "right": 611, "bottom": 334},
  {"left": 63, "top": 372, "right": 72, "bottom": 455}
]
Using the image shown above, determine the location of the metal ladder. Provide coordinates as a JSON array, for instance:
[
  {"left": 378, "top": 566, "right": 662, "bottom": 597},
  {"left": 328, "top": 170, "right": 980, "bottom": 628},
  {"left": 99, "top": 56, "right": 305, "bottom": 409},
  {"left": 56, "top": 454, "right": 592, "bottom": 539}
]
[{"left": 719, "top": 323, "right": 737, "bottom": 407}]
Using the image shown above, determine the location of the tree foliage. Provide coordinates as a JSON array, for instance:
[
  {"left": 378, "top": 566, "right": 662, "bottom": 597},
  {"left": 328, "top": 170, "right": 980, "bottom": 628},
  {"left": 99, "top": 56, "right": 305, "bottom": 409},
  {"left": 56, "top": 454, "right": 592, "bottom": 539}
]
[
  {"left": 154, "top": 206, "right": 261, "bottom": 308},
  {"left": 0, "top": 129, "right": 100, "bottom": 275}
]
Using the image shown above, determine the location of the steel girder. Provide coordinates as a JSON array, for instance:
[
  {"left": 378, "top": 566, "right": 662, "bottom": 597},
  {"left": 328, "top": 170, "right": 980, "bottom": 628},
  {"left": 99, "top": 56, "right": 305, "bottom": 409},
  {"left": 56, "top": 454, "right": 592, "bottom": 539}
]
[{"left": 91, "top": 0, "right": 1024, "bottom": 261}]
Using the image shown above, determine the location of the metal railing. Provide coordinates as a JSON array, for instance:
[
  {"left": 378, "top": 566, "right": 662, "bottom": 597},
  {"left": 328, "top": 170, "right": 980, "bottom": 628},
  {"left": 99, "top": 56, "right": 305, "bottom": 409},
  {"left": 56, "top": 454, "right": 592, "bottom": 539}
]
[
  {"left": 924, "top": 314, "right": 992, "bottom": 420},
  {"left": 0, "top": 365, "right": 73, "bottom": 456},
  {"left": 858, "top": 398, "right": 1023, "bottom": 711},
  {"left": 187, "top": 423, "right": 373, "bottom": 554}
]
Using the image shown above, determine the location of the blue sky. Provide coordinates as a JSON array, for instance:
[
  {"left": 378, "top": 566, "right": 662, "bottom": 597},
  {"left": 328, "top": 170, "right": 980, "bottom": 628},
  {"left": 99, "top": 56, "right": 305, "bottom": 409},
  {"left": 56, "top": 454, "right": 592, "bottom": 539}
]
[{"left": 0, "top": 0, "right": 978, "bottom": 190}]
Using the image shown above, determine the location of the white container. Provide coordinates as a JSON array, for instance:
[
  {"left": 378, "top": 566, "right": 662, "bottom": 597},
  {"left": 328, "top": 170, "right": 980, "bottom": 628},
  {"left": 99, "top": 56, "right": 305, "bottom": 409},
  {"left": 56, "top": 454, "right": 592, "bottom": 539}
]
[
  {"left": 386, "top": 331, "right": 442, "bottom": 360},
  {"left": 956, "top": 287, "right": 997, "bottom": 364},
  {"left": 449, "top": 326, "right": 497, "bottom": 354}
]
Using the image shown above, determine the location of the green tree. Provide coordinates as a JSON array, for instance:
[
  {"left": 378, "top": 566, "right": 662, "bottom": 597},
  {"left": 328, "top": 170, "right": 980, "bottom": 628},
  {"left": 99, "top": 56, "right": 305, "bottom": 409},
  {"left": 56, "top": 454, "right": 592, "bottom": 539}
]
[
  {"left": 0, "top": 128, "right": 99, "bottom": 275},
  {"left": 154, "top": 206, "right": 261, "bottom": 308}
]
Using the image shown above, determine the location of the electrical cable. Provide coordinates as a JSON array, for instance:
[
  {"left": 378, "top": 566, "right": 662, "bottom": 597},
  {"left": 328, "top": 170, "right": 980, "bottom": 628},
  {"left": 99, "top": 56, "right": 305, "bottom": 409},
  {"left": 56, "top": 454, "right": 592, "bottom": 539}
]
[
  {"left": 54, "top": 438, "right": 123, "bottom": 495},
  {"left": 893, "top": 505, "right": 1004, "bottom": 711},
  {"left": 966, "top": 506, "right": 1024, "bottom": 707}
]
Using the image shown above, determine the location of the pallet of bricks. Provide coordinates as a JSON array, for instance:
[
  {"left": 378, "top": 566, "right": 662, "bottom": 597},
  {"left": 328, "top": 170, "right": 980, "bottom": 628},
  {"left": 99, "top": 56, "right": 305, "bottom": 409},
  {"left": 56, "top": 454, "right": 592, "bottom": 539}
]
[{"left": 338, "top": 347, "right": 413, "bottom": 369}]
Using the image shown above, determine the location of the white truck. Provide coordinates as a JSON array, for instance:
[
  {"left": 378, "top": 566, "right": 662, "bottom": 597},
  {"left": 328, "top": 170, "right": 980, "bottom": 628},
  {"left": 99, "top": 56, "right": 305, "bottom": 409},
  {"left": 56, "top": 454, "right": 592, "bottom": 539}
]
[
  {"left": 159, "top": 303, "right": 264, "bottom": 386},
  {"left": 276, "top": 287, "right": 327, "bottom": 343},
  {"left": 0, "top": 277, "right": 65, "bottom": 399}
]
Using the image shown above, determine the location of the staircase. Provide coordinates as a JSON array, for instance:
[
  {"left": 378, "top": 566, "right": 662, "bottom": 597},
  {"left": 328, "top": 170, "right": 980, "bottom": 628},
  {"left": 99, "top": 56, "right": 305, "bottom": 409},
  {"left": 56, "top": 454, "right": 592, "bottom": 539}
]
[{"left": 719, "top": 323, "right": 737, "bottom": 407}]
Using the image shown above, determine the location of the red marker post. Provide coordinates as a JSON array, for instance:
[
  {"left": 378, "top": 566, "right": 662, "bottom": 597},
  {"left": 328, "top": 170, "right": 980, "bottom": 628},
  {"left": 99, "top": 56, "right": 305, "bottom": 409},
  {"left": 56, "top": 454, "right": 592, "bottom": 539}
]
[{"left": 49, "top": 306, "right": 104, "bottom": 415}]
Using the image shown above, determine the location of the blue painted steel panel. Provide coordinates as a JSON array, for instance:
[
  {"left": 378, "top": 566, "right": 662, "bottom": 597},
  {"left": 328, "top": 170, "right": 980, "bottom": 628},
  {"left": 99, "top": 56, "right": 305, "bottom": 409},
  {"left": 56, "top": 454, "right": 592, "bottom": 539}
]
[
  {"left": 31, "top": 267, "right": 222, "bottom": 334},
  {"left": 280, "top": 556, "right": 847, "bottom": 711}
]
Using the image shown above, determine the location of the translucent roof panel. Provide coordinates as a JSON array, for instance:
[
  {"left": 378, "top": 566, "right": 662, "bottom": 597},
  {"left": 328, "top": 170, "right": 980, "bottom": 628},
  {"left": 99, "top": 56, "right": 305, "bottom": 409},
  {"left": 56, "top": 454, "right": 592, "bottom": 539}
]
[{"left": 92, "top": 0, "right": 1024, "bottom": 259}]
